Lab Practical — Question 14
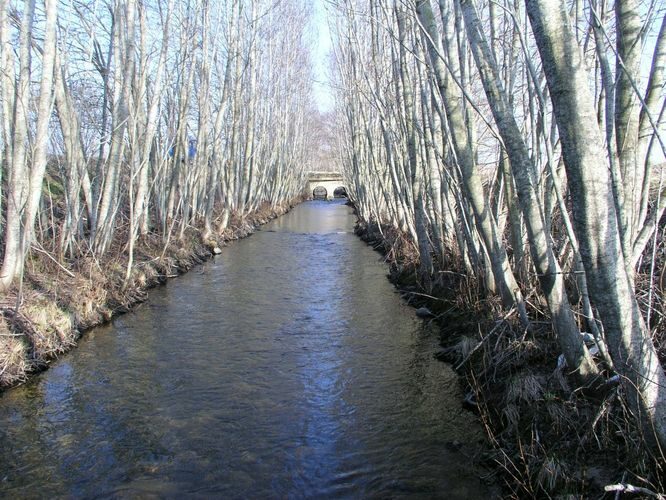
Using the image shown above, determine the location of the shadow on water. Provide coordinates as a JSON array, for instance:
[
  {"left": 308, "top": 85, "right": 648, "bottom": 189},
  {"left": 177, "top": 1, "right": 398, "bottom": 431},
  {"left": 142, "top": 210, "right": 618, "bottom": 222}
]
[{"left": 0, "top": 200, "right": 497, "bottom": 498}]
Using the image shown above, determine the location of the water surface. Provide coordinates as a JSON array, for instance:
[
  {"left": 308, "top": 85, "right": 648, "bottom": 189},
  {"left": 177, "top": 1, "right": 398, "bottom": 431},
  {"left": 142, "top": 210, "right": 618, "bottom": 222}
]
[{"left": 0, "top": 200, "right": 494, "bottom": 498}]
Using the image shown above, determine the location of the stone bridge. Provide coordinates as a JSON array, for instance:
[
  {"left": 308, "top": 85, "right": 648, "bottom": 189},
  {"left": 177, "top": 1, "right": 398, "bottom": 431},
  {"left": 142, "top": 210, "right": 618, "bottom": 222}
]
[{"left": 306, "top": 171, "right": 347, "bottom": 200}]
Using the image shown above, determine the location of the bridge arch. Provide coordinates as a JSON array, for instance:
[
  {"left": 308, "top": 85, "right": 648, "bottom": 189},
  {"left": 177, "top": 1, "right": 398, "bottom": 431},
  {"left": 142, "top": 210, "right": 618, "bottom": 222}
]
[
  {"left": 306, "top": 172, "right": 346, "bottom": 201},
  {"left": 313, "top": 186, "right": 328, "bottom": 199},
  {"left": 333, "top": 186, "right": 347, "bottom": 198}
]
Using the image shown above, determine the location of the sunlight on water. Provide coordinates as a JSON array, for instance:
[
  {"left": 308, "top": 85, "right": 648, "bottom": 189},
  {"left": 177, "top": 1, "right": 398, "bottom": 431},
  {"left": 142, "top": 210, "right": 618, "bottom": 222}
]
[{"left": 0, "top": 200, "right": 496, "bottom": 498}]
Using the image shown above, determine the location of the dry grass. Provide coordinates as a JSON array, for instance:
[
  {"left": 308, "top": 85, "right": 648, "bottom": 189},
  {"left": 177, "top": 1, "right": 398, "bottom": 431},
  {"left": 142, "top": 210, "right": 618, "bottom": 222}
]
[
  {"left": 19, "top": 295, "right": 76, "bottom": 358},
  {"left": 0, "top": 318, "right": 29, "bottom": 386},
  {"left": 467, "top": 317, "right": 665, "bottom": 498},
  {"left": 505, "top": 373, "right": 545, "bottom": 406},
  {"left": 0, "top": 198, "right": 301, "bottom": 391},
  {"left": 355, "top": 220, "right": 666, "bottom": 498}
]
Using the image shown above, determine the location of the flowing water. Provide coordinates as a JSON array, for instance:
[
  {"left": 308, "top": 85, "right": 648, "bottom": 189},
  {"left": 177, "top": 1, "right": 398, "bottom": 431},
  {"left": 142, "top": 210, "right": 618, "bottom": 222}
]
[{"left": 0, "top": 200, "right": 495, "bottom": 498}]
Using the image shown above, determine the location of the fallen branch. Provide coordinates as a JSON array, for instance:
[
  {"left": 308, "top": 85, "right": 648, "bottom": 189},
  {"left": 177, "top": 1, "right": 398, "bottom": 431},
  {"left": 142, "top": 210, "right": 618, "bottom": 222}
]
[
  {"left": 400, "top": 289, "right": 448, "bottom": 302},
  {"left": 604, "top": 483, "right": 665, "bottom": 498},
  {"left": 30, "top": 243, "right": 75, "bottom": 278},
  {"left": 454, "top": 308, "right": 515, "bottom": 370}
]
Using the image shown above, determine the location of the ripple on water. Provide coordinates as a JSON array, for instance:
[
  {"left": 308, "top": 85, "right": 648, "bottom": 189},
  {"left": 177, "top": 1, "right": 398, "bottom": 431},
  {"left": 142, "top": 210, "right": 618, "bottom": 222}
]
[{"left": 0, "top": 200, "right": 497, "bottom": 498}]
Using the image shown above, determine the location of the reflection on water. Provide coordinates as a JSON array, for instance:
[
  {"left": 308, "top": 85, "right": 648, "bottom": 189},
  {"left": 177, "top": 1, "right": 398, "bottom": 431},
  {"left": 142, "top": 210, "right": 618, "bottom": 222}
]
[{"left": 0, "top": 200, "right": 495, "bottom": 498}]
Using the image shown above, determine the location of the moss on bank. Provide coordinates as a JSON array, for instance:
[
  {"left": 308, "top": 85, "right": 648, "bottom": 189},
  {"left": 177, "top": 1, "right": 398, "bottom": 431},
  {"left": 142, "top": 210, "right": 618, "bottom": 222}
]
[
  {"left": 0, "top": 200, "right": 301, "bottom": 389},
  {"left": 355, "top": 219, "right": 665, "bottom": 498}
]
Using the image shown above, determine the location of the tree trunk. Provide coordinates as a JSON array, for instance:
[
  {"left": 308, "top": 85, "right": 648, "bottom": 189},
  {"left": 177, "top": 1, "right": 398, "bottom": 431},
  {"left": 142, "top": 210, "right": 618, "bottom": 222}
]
[
  {"left": 460, "top": 0, "right": 598, "bottom": 379},
  {"left": 526, "top": 0, "right": 666, "bottom": 449},
  {"left": 415, "top": 0, "right": 529, "bottom": 325},
  {"left": 0, "top": 0, "right": 35, "bottom": 291},
  {"left": 21, "top": 0, "right": 58, "bottom": 263}
]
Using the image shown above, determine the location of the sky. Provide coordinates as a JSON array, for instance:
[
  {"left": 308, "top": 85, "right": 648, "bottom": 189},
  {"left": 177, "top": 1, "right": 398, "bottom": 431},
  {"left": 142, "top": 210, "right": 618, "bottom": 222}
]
[{"left": 310, "top": 0, "right": 335, "bottom": 113}]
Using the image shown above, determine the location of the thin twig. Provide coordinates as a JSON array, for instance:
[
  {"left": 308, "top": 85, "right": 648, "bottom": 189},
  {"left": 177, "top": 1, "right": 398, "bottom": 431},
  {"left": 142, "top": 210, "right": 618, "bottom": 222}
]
[
  {"left": 30, "top": 243, "right": 75, "bottom": 278},
  {"left": 455, "top": 308, "right": 515, "bottom": 370}
]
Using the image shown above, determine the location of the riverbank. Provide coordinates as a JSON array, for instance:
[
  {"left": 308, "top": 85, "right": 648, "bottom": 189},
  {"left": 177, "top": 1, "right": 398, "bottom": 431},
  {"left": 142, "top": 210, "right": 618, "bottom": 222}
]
[
  {"left": 0, "top": 200, "right": 303, "bottom": 389},
  {"left": 355, "top": 219, "right": 665, "bottom": 498}
]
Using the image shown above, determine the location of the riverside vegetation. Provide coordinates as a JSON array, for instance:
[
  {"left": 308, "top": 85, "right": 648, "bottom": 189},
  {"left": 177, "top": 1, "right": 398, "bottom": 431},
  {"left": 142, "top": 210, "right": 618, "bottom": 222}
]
[
  {"left": 0, "top": 199, "right": 302, "bottom": 385},
  {"left": 330, "top": 0, "right": 666, "bottom": 497},
  {"left": 0, "top": 1, "right": 314, "bottom": 384},
  {"left": 1, "top": 0, "right": 666, "bottom": 497}
]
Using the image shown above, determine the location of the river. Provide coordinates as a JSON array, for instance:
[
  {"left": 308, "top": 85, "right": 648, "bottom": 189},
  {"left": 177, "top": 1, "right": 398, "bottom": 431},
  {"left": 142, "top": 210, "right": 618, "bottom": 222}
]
[{"left": 0, "top": 200, "right": 495, "bottom": 498}]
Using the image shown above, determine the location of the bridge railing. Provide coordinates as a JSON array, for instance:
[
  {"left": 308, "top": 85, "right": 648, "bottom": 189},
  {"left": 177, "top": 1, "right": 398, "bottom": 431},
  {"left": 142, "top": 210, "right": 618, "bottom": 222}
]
[{"left": 308, "top": 171, "right": 344, "bottom": 181}]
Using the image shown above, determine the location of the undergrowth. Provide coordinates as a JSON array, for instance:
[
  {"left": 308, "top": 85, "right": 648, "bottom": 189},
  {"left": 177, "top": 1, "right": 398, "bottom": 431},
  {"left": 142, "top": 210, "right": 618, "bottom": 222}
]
[
  {"left": 0, "top": 200, "right": 301, "bottom": 389},
  {"left": 356, "top": 218, "right": 666, "bottom": 499}
]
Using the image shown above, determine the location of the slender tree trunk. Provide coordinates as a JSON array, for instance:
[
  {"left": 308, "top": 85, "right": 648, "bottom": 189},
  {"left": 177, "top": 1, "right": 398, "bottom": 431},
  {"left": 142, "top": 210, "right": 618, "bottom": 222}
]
[
  {"left": 526, "top": 0, "right": 666, "bottom": 449},
  {"left": 0, "top": 0, "right": 36, "bottom": 291},
  {"left": 20, "top": 0, "right": 58, "bottom": 263},
  {"left": 460, "top": 0, "right": 598, "bottom": 379},
  {"left": 614, "top": 0, "right": 643, "bottom": 263},
  {"left": 415, "top": 0, "right": 529, "bottom": 325},
  {"left": 0, "top": 0, "right": 14, "bottom": 232}
]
